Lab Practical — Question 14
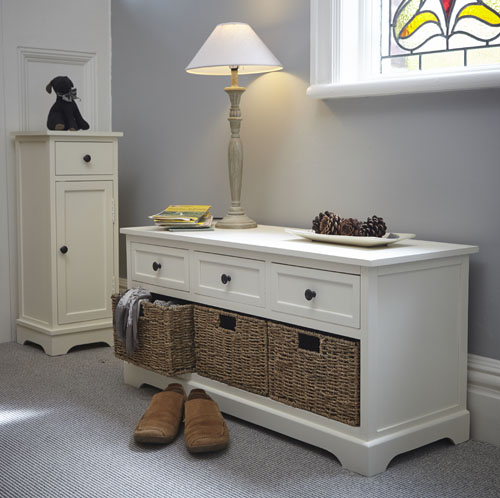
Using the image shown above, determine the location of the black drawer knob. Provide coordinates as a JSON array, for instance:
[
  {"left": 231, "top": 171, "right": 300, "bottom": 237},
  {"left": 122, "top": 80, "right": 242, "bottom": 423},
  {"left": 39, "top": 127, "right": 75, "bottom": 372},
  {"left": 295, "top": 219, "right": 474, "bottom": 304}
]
[
  {"left": 83, "top": 154, "right": 92, "bottom": 163},
  {"left": 305, "top": 289, "right": 316, "bottom": 301},
  {"left": 221, "top": 274, "right": 231, "bottom": 285},
  {"left": 60, "top": 245, "right": 68, "bottom": 254},
  {"left": 152, "top": 261, "right": 162, "bottom": 272}
]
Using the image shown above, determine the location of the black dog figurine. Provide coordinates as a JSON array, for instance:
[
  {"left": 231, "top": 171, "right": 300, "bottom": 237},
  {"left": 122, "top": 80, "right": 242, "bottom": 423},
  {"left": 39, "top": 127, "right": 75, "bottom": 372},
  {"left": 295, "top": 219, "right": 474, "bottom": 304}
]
[{"left": 46, "top": 76, "right": 90, "bottom": 131}]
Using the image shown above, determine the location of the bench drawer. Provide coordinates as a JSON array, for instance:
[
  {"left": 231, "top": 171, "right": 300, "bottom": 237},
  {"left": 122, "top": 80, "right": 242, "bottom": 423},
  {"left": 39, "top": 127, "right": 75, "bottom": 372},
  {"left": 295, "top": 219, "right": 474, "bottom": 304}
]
[
  {"left": 193, "top": 252, "right": 265, "bottom": 307},
  {"left": 270, "top": 263, "right": 360, "bottom": 328},
  {"left": 130, "top": 242, "right": 189, "bottom": 291}
]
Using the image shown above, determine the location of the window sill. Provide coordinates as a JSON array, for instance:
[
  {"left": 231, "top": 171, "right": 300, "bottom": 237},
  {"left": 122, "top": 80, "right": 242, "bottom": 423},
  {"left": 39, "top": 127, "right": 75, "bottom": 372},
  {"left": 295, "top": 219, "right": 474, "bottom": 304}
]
[{"left": 307, "top": 67, "right": 500, "bottom": 99}]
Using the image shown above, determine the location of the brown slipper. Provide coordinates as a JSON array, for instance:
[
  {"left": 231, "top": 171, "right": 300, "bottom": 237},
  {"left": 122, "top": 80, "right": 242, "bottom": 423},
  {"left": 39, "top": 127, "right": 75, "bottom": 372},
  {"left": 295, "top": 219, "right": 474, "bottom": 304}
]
[
  {"left": 184, "top": 389, "right": 229, "bottom": 453},
  {"left": 134, "top": 383, "right": 186, "bottom": 444}
]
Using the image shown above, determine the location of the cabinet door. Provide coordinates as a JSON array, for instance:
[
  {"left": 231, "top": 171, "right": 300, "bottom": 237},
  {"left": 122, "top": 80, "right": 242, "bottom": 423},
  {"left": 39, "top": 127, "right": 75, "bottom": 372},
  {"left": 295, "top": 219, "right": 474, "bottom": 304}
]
[{"left": 56, "top": 181, "right": 114, "bottom": 324}]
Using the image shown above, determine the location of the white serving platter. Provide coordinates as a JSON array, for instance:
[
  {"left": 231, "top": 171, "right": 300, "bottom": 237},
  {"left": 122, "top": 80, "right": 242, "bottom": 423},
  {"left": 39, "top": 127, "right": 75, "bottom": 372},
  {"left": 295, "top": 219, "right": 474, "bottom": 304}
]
[{"left": 285, "top": 229, "right": 416, "bottom": 247}]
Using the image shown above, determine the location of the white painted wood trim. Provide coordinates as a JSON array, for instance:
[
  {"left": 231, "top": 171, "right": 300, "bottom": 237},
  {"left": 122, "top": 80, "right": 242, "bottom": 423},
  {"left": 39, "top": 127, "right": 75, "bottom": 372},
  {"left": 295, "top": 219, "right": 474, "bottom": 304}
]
[
  {"left": 0, "top": 0, "right": 14, "bottom": 343},
  {"left": 17, "top": 47, "right": 98, "bottom": 130},
  {"left": 120, "top": 226, "right": 478, "bottom": 268},
  {"left": 11, "top": 131, "right": 123, "bottom": 138},
  {"left": 307, "top": 69, "right": 500, "bottom": 99},
  {"left": 310, "top": 0, "right": 333, "bottom": 86},
  {"left": 469, "top": 354, "right": 500, "bottom": 393},
  {"left": 308, "top": 0, "right": 500, "bottom": 99},
  {"left": 467, "top": 353, "right": 500, "bottom": 445}
]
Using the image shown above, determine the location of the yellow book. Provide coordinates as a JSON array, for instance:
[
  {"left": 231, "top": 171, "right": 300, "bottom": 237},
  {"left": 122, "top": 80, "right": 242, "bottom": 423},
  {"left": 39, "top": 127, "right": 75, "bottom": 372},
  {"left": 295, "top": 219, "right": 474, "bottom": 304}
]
[
  {"left": 153, "top": 213, "right": 213, "bottom": 228},
  {"left": 150, "top": 205, "right": 211, "bottom": 223}
]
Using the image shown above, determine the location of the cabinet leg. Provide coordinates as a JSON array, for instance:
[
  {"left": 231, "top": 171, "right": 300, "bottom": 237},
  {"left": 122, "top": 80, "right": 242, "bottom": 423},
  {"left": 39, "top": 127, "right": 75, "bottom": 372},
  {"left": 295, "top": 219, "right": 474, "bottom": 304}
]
[
  {"left": 16, "top": 324, "right": 113, "bottom": 356},
  {"left": 334, "top": 411, "right": 470, "bottom": 476}
]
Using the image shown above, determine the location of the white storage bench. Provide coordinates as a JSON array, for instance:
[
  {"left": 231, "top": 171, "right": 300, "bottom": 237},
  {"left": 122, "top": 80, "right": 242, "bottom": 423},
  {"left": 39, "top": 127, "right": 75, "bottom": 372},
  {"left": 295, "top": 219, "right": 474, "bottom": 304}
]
[{"left": 120, "top": 224, "right": 477, "bottom": 476}]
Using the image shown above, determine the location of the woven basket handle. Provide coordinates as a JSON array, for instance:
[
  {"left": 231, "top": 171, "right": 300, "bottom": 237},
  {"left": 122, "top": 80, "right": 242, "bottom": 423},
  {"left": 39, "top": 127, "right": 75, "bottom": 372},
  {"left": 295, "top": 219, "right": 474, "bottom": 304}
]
[
  {"left": 219, "top": 313, "right": 236, "bottom": 331},
  {"left": 298, "top": 332, "right": 320, "bottom": 353}
]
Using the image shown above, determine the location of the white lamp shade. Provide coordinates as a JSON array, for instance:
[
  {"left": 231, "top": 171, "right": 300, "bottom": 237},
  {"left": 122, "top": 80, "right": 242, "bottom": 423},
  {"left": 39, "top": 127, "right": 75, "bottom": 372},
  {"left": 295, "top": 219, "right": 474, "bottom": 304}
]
[{"left": 186, "top": 22, "right": 282, "bottom": 76}]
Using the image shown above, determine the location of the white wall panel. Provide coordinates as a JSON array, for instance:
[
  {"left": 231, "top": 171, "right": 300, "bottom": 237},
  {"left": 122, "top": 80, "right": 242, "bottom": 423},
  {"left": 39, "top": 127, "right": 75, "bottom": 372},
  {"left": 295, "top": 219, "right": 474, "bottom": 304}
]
[
  {"left": 0, "top": 1, "right": 12, "bottom": 342},
  {"left": 18, "top": 47, "right": 97, "bottom": 131}
]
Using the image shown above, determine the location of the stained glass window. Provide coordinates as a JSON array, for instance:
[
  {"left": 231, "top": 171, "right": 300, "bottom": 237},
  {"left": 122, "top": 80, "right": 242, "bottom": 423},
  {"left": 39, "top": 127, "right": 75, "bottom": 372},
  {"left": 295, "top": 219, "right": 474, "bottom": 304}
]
[{"left": 381, "top": 0, "right": 500, "bottom": 74}]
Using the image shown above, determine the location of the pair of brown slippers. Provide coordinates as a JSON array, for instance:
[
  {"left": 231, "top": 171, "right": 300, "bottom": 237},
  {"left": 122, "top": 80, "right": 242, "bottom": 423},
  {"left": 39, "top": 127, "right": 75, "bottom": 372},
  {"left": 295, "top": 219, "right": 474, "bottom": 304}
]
[{"left": 134, "top": 383, "right": 229, "bottom": 453}]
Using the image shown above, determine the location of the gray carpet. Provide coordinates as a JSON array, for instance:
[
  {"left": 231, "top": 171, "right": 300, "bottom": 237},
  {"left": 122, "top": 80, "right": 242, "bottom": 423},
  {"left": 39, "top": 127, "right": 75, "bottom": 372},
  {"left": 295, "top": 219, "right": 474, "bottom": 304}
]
[{"left": 0, "top": 342, "right": 499, "bottom": 498}]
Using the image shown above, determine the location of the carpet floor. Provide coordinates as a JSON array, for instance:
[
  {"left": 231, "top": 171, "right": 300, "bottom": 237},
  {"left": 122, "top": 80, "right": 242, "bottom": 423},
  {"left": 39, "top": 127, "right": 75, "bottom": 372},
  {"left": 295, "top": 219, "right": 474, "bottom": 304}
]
[{"left": 0, "top": 342, "right": 499, "bottom": 498}]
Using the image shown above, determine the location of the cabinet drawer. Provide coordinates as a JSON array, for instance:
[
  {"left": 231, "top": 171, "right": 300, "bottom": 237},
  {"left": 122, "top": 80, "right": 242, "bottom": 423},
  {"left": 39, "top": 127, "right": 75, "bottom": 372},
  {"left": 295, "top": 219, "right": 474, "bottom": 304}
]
[
  {"left": 55, "top": 141, "right": 114, "bottom": 175},
  {"left": 193, "top": 252, "right": 266, "bottom": 307},
  {"left": 270, "top": 263, "right": 360, "bottom": 328},
  {"left": 131, "top": 243, "right": 189, "bottom": 291}
]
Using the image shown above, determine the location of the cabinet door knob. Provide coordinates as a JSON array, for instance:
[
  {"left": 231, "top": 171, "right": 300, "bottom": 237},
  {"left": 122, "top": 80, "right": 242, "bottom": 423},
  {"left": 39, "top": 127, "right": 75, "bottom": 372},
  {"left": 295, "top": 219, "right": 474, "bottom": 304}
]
[
  {"left": 60, "top": 245, "right": 68, "bottom": 254},
  {"left": 305, "top": 289, "right": 316, "bottom": 301},
  {"left": 152, "top": 261, "right": 162, "bottom": 271},
  {"left": 221, "top": 274, "right": 231, "bottom": 285},
  {"left": 83, "top": 154, "right": 92, "bottom": 163}
]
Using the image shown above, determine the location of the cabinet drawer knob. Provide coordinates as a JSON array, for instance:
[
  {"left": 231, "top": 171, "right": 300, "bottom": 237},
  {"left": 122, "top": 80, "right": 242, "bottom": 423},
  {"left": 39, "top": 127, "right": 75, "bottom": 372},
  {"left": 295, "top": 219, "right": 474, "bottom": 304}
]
[
  {"left": 152, "top": 261, "right": 162, "bottom": 271},
  {"left": 305, "top": 289, "right": 316, "bottom": 301},
  {"left": 221, "top": 273, "right": 231, "bottom": 285},
  {"left": 83, "top": 154, "right": 92, "bottom": 163},
  {"left": 60, "top": 245, "right": 68, "bottom": 254}
]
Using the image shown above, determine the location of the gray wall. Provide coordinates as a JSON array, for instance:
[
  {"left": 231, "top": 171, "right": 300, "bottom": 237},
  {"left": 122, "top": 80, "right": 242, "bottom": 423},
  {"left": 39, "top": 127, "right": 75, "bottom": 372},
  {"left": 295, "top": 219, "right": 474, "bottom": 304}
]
[{"left": 111, "top": 0, "right": 500, "bottom": 361}]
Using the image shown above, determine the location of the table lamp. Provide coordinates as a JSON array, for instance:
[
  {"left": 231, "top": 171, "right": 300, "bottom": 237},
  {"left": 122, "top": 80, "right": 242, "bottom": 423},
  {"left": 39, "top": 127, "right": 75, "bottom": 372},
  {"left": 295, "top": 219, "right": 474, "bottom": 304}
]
[{"left": 186, "top": 22, "right": 282, "bottom": 229}]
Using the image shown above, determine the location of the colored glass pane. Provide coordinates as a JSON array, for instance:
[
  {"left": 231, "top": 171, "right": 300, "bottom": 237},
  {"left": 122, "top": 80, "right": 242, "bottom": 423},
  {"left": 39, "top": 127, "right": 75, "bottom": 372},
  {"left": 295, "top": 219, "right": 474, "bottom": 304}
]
[
  {"left": 381, "top": 0, "right": 500, "bottom": 74},
  {"left": 381, "top": 55, "right": 420, "bottom": 73},
  {"left": 458, "top": 4, "right": 500, "bottom": 24},
  {"left": 449, "top": 33, "right": 484, "bottom": 48},
  {"left": 467, "top": 45, "right": 500, "bottom": 64},
  {"left": 484, "top": 0, "right": 500, "bottom": 12},
  {"left": 442, "top": 0, "right": 454, "bottom": 19},
  {"left": 401, "top": 12, "right": 440, "bottom": 39},
  {"left": 421, "top": 50, "right": 465, "bottom": 69}
]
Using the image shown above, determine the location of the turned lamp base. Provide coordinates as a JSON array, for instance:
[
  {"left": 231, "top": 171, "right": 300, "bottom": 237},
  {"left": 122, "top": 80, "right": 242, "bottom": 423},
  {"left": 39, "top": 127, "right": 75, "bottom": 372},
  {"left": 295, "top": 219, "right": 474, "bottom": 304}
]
[
  {"left": 216, "top": 212, "right": 257, "bottom": 229},
  {"left": 215, "top": 67, "right": 258, "bottom": 230}
]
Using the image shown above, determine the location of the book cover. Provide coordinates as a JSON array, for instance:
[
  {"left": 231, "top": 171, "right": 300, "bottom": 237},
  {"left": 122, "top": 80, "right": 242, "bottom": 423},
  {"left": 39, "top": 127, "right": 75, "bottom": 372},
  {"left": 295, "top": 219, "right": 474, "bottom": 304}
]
[{"left": 150, "top": 205, "right": 211, "bottom": 223}]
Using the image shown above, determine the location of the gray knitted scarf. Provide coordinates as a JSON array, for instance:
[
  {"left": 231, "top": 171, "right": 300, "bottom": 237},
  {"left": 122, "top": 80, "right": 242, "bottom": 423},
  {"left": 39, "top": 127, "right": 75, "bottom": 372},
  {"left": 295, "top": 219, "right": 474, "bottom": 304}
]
[{"left": 114, "top": 288, "right": 151, "bottom": 355}]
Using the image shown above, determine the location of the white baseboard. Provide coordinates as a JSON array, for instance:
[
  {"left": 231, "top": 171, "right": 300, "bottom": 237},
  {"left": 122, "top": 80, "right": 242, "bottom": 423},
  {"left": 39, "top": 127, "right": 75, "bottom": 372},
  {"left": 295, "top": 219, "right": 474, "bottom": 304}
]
[
  {"left": 467, "top": 354, "right": 500, "bottom": 446},
  {"left": 116, "top": 278, "right": 500, "bottom": 446}
]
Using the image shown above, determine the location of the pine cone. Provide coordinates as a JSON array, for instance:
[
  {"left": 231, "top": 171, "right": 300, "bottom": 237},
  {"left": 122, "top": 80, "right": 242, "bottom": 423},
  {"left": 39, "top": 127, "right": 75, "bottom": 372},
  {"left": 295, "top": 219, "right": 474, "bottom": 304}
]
[
  {"left": 312, "top": 211, "right": 342, "bottom": 235},
  {"left": 320, "top": 211, "right": 342, "bottom": 235},
  {"left": 359, "top": 215, "right": 387, "bottom": 237},
  {"left": 319, "top": 215, "right": 332, "bottom": 234},
  {"left": 329, "top": 212, "right": 343, "bottom": 235},
  {"left": 340, "top": 218, "right": 361, "bottom": 236},
  {"left": 312, "top": 212, "right": 326, "bottom": 233}
]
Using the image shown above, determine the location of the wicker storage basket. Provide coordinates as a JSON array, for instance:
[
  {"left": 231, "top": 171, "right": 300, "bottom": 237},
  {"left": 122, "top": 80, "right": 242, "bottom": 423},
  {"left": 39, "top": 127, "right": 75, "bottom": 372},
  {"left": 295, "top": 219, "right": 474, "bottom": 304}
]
[
  {"left": 111, "top": 294, "right": 195, "bottom": 376},
  {"left": 194, "top": 305, "right": 268, "bottom": 396},
  {"left": 268, "top": 321, "right": 360, "bottom": 426}
]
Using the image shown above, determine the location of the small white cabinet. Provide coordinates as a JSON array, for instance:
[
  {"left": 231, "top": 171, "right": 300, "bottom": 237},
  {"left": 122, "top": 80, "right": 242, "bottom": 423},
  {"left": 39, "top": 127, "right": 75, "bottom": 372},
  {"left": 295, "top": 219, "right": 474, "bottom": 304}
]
[
  {"left": 12, "top": 131, "right": 122, "bottom": 355},
  {"left": 120, "top": 225, "right": 478, "bottom": 476}
]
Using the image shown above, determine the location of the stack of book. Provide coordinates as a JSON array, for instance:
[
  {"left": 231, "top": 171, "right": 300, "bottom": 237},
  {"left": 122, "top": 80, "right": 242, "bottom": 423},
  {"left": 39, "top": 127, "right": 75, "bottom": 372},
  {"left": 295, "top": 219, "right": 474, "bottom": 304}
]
[{"left": 149, "top": 205, "right": 213, "bottom": 231}]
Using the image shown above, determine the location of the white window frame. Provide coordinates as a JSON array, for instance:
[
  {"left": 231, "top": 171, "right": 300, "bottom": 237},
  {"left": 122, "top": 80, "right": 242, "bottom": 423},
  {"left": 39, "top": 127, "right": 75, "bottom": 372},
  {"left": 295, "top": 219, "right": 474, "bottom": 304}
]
[{"left": 307, "top": 0, "right": 500, "bottom": 99}]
